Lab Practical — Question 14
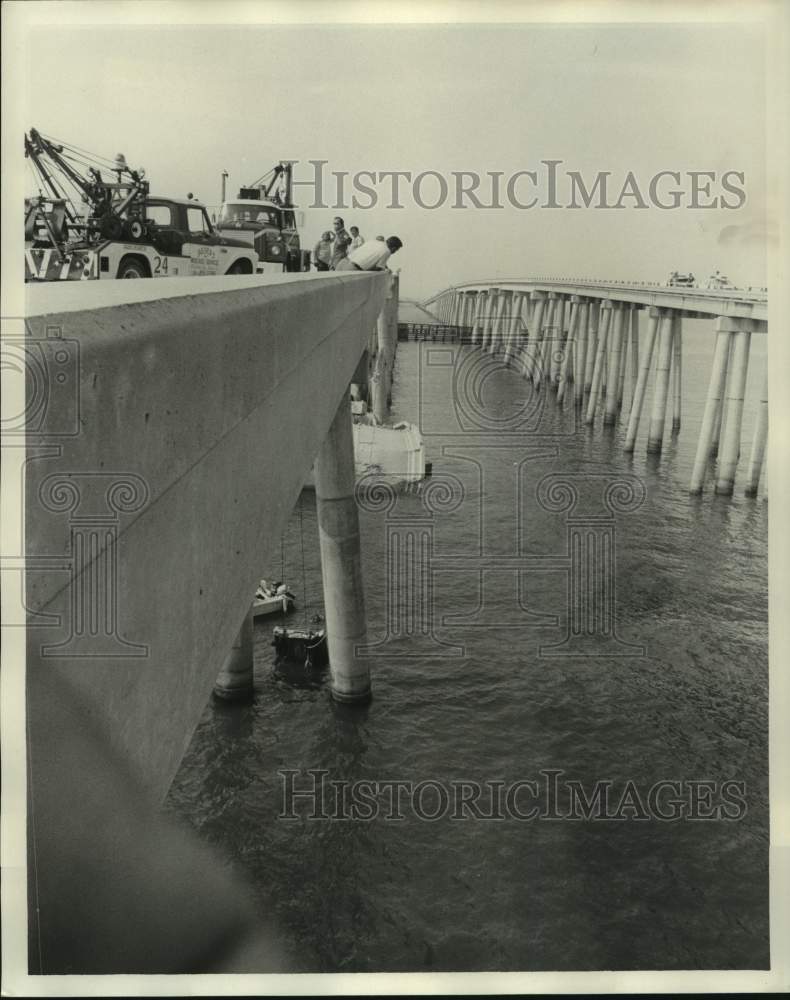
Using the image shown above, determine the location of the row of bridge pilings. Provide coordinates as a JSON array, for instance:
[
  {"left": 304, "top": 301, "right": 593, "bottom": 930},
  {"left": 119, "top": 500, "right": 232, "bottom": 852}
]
[
  {"left": 213, "top": 274, "right": 400, "bottom": 705},
  {"left": 429, "top": 286, "right": 767, "bottom": 499}
]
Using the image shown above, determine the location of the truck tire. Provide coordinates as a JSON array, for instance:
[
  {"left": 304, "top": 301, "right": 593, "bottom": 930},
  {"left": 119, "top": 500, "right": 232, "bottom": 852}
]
[{"left": 117, "top": 256, "right": 150, "bottom": 279}]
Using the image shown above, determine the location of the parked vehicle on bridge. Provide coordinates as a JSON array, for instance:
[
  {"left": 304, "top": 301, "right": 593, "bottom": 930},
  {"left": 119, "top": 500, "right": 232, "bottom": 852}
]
[
  {"left": 216, "top": 162, "right": 310, "bottom": 272},
  {"left": 706, "top": 270, "right": 735, "bottom": 290},
  {"left": 667, "top": 271, "right": 696, "bottom": 288},
  {"left": 24, "top": 128, "right": 259, "bottom": 281}
]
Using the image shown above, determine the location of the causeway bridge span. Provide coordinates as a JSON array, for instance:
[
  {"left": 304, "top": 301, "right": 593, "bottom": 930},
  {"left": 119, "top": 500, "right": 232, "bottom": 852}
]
[{"left": 425, "top": 278, "right": 768, "bottom": 497}]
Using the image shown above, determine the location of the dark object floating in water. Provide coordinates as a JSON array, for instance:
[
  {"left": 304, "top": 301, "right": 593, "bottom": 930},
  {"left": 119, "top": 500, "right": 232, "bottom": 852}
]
[{"left": 272, "top": 625, "right": 328, "bottom": 668}]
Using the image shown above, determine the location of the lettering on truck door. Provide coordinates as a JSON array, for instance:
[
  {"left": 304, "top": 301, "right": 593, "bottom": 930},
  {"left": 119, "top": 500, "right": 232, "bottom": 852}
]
[{"left": 184, "top": 206, "right": 220, "bottom": 276}]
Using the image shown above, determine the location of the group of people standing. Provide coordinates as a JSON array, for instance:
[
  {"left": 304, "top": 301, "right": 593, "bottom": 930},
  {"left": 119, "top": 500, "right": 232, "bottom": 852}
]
[{"left": 313, "top": 216, "right": 402, "bottom": 272}]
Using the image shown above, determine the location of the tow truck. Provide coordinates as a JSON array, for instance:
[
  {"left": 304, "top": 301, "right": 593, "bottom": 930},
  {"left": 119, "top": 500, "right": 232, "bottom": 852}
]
[
  {"left": 216, "top": 162, "right": 310, "bottom": 272},
  {"left": 24, "top": 129, "right": 259, "bottom": 281}
]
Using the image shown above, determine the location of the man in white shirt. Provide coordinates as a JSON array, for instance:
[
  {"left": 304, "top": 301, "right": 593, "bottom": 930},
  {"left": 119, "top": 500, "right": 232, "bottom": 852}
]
[
  {"left": 350, "top": 226, "right": 364, "bottom": 249},
  {"left": 336, "top": 236, "right": 403, "bottom": 271}
]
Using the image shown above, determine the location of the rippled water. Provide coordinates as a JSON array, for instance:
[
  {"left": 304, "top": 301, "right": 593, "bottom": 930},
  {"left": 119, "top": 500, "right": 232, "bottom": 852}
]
[{"left": 166, "top": 320, "right": 768, "bottom": 972}]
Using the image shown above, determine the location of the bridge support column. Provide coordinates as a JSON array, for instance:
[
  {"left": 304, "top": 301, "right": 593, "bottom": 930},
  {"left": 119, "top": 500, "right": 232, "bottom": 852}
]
[
  {"left": 585, "top": 300, "right": 612, "bottom": 424},
  {"left": 709, "top": 332, "right": 733, "bottom": 457},
  {"left": 715, "top": 324, "right": 752, "bottom": 495},
  {"left": 616, "top": 310, "right": 630, "bottom": 411},
  {"left": 745, "top": 365, "right": 768, "bottom": 497},
  {"left": 490, "top": 288, "right": 508, "bottom": 353},
  {"left": 449, "top": 290, "right": 460, "bottom": 327},
  {"left": 534, "top": 293, "right": 557, "bottom": 390},
  {"left": 459, "top": 292, "right": 471, "bottom": 338},
  {"left": 550, "top": 296, "right": 566, "bottom": 388},
  {"left": 479, "top": 289, "right": 491, "bottom": 349},
  {"left": 584, "top": 301, "right": 600, "bottom": 394},
  {"left": 471, "top": 290, "right": 486, "bottom": 345},
  {"left": 213, "top": 607, "right": 254, "bottom": 701},
  {"left": 646, "top": 311, "right": 675, "bottom": 453},
  {"left": 484, "top": 288, "right": 500, "bottom": 351},
  {"left": 314, "top": 392, "right": 372, "bottom": 703},
  {"left": 624, "top": 308, "right": 660, "bottom": 453},
  {"left": 689, "top": 321, "right": 732, "bottom": 492},
  {"left": 504, "top": 291, "right": 524, "bottom": 365},
  {"left": 671, "top": 312, "right": 683, "bottom": 434},
  {"left": 557, "top": 297, "right": 579, "bottom": 403},
  {"left": 630, "top": 306, "right": 640, "bottom": 392},
  {"left": 573, "top": 300, "right": 589, "bottom": 406},
  {"left": 603, "top": 304, "right": 625, "bottom": 425},
  {"left": 522, "top": 292, "right": 547, "bottom": 380}
]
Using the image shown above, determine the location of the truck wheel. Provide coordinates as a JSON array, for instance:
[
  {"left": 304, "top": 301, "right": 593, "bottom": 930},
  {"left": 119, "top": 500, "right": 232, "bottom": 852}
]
[{"left": 117, "top": 257, "right": 150, "bottom": 279}]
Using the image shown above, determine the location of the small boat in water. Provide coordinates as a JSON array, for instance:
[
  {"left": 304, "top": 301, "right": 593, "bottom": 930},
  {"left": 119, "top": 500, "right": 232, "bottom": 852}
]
[
  {"left": 272, "top": 624, "right": 328, "bottom": 668},
  {"left": 252, "top": 579, "right": 295, "bottom": 617}
]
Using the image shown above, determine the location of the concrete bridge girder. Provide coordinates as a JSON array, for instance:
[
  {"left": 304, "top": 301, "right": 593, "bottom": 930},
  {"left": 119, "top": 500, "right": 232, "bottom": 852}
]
[{"left": 25, "top": 272, "right": 390, "bottom": 801}]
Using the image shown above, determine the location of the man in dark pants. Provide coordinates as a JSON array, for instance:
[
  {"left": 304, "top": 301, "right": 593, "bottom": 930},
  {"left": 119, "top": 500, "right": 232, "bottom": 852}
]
[{"left": 329, "top": 216, "right": 352, "bottom": 269}]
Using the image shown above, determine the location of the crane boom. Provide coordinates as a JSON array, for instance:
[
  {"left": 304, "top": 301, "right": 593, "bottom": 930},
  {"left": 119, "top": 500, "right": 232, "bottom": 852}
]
[{"left": 25, "top": 127, "right": 150, "bottom": 242}]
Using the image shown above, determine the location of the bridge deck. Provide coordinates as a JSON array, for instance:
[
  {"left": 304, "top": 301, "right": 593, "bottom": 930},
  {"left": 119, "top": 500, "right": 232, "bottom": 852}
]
[{"left": 427, "top": 279, "right": 767, "bottom": 324}]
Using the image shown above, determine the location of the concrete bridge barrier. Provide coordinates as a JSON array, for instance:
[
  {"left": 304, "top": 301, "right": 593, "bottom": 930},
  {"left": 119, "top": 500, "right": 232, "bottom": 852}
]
[{"left": 21, "top": 271, "right": 389, "bottom": 971}]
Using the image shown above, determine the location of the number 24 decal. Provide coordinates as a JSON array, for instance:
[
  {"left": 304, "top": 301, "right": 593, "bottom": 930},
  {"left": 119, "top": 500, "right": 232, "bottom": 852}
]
[{"left": 153, "top": 256, "right": 169, "bottom": 274}]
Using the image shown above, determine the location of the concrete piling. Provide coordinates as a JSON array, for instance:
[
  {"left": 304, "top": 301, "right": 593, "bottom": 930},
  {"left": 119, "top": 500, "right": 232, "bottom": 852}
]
[
  {"left": 557, "top": 298, "right": 579, "bottom": 403},
  {"left": 584, "top": 301, "right": 600, "bottom": 394},
  {"left": 616, "top": 314, "right": 629, "bottom": 411},
  {"left": 671, "top": 312, "right": 683, "bottom": 434},
  {"left": 630, "top": 307, "right": 640, "bottom": 391},
  {"left": 523, "top": 293, "right": 547, "bottom": 381},
  {"left": 715, "top": 326, "right": 752, "bottom": 496},
  {"left": 603, "top": 304, "right": 625, "bottom": 426},
  {"left": 689, "top": 324, "right": 733, "bottom": 493},
  {"left": 483, "top": 288, "right": 499, "bottom": 351},
  {"left": 472, "top": 290, "right": 486, "bottom": 345},
  {"left": 533, "top": 295, "right": 555, "bottom": 390},
  {"left": 213, "top": 607, "right": 254, "bottom": 701},
  {"left": 646, "top": 311, "right": 674, "bottom": 453},
  {"left": 491, "top": 288, "right": 508, "bottom": 354},
  {"left": 585, "top": 301, "right": 612, "bottom": 424},
  {"left": 745, "top": 366, "right": 768, "bottom": 497},
  {"left": 574, "top": 300, "right": 589, "bottom": 406},
  {"left": 314, "top": 391, "right": 372, "bottom": 703},
  {"left": 709, "top": 332, "right": 733, "bottom": 457},
  {"left": 504, "top": 291, "right": 524, "bottom": 365},
  {"left": 624, "top": 308, "right": 659, "bottom": 453},
  {"left": 551, "top": 296, "right": 566, "bottom": 388}
]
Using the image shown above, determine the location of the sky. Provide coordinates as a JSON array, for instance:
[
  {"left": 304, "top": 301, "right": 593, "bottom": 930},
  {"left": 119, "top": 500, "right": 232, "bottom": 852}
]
[{"left": 24, "top": 20, "right": 769, "bottom": 300}]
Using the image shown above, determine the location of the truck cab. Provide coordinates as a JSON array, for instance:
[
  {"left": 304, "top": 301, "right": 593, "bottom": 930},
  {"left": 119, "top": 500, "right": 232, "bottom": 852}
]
[
  {"left": 142, "top": 198, "right": 256, "bottom": 274},
  {"left": 25, "top": 196, "right": 260, "bottom": 281},
  {"left": 217, "top": 191, "right": 309, "bottom": 272}
]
